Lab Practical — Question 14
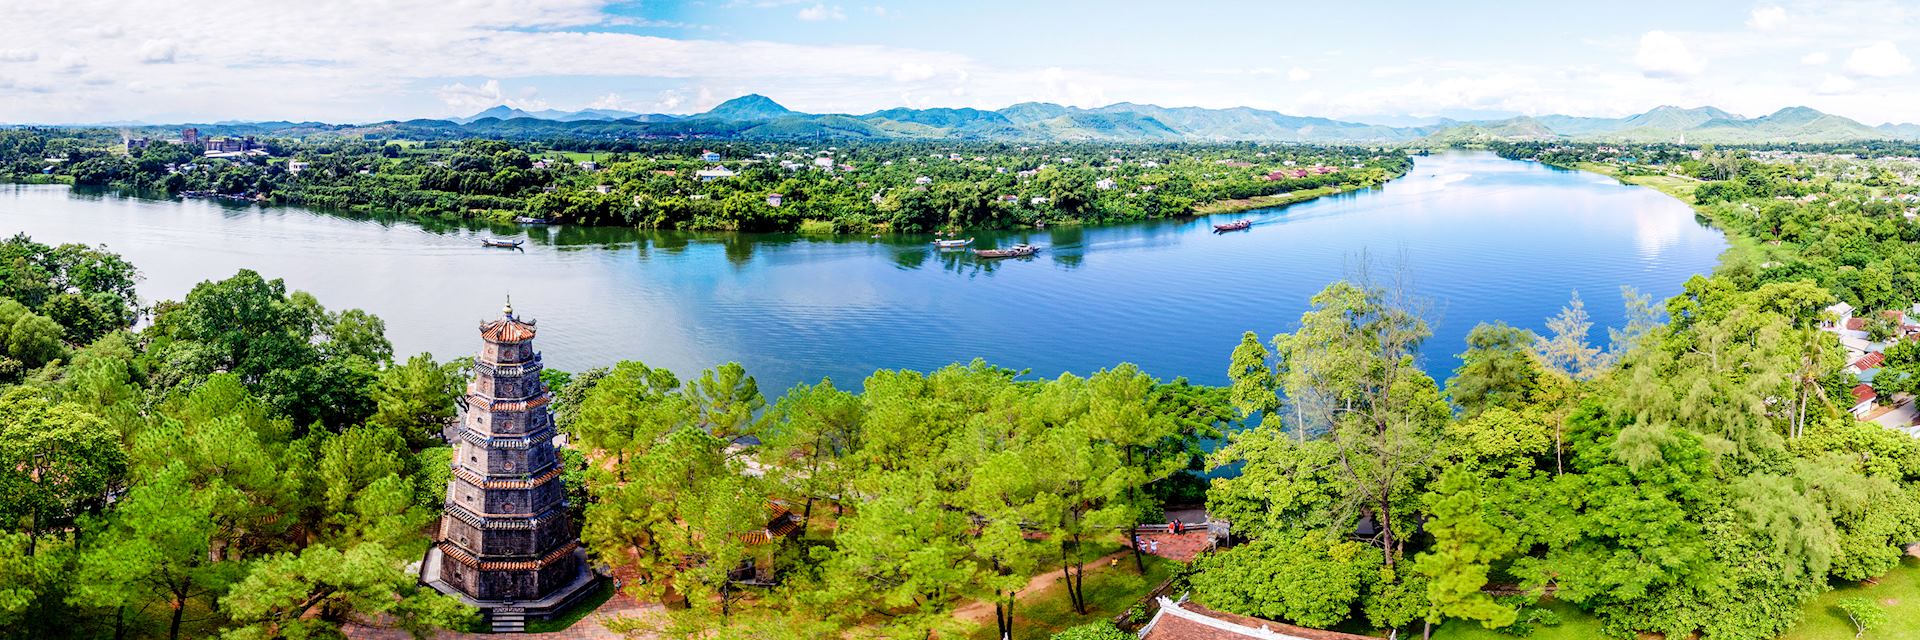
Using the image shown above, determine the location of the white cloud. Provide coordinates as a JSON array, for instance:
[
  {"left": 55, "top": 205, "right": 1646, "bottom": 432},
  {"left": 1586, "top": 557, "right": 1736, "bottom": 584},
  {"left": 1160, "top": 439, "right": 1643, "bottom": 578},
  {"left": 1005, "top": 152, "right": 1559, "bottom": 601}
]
[
  {"left": 892, "top": 62, "right": 936, "bottom": 82},
  {"left": 1634, "top": 31, "right": 1705, "bottom": 78},
  {"left": 1844, "top": 41, "right": 1913, "bottom": 77},
  {"left": 1815, "top": 74, "right": 1855, "bottom": 95},
  {"left": 1287, "top": 67, "right": 1312, "bottom": 82},
  {"left": 1801, "top": 51, "right": 1829, "bottom": 65},
  {"left": 1747, "top": 6, "right": 1787, "bottom": 31},
  {"left": 137, "top": 39, "right": 176, "bottom": 64},
  {"left": 796, "top": 4, "right": 845, "bottom": 21},
  {"left": 0, "top": 49, "right": 36, "bottom": 62},
  {"left": 435, "top": 79, "right": 548, "bottom": 113}
]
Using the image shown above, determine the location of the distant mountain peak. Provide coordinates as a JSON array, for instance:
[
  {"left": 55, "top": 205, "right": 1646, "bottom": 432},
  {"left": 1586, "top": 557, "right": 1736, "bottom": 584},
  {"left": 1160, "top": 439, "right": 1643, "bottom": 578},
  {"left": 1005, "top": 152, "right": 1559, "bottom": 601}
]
[{"left": 702, "top": 94, "right": 796, "bottom": 121}]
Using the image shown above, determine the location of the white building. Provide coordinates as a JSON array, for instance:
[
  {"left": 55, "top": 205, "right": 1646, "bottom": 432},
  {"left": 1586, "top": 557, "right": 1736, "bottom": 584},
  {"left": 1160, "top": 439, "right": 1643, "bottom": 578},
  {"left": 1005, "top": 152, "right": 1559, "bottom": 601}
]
[
  {"left": 287, "top": 160, "right": 309, "bottom": 174},
  {"left": 697, "top": 166, "right": 737, "bottom": 181}
]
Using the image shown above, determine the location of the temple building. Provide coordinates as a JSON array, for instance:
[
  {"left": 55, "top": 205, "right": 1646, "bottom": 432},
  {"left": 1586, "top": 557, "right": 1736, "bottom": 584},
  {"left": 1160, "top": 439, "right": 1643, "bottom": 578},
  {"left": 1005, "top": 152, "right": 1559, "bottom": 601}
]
[{"left": 421, "top": 299, "right": 597, "bottom": 631}]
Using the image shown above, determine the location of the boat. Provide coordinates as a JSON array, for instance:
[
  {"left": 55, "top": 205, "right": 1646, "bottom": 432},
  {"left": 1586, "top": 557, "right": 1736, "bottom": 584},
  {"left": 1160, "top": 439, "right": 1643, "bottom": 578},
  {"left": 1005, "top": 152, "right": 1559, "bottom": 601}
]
[
  {"left": 481, "top": 238, "right": 524, "bottom": 248},
  {"left": 933, "top": 237, "right": 974, "bottom": 249},
  {"left": 1213, "top": 219, "right": 1253, "bottom": 232},
  {"left": 972, "top": 244, "right": 1040, "bottom": 259},
  {"left": 513, "top": 216, "right": 554, "bottom": 225}
]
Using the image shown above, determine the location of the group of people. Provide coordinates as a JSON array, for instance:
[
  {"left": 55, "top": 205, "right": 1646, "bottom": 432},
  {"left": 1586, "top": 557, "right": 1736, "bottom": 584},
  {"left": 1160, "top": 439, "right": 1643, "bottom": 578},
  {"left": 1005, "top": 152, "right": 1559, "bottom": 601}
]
[{"left": 1130, "top": 518, "right": 1194, "bottom": 557}]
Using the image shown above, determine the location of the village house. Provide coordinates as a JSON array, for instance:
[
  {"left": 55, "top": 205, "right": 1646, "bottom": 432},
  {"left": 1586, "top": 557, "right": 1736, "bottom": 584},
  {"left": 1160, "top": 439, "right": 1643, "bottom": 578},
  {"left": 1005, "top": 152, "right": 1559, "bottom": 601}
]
[
  {"left": 593, "top": 184, "right": 613, "bottom": 194},
  {"left": 814, "top": 156, "right": 834, "bottom": 169},
  {"left": 914, "top": 176, "right": 933, "bottom": 185},
  {"left": 287, "top": 160, "right": 309, "bottom": 174},
  {"left": 701, "top": 150, "right": 722, "bottom": 162},
  {"left": 577, "top": 160, "right": 598, "bottom": 171},
  {"left": 766, "top": 193, "right": 783, "bottom": 207},
  {"left": 1030, "top": 196, "right": 1050, "bottom": 205},
  {"left": 997, "top": 194, "right": 1019, "bottom": 203},
  {"left": 697, "top": 166, "right": 736, "bottom": 181},
  {"left": 1095, "top": 177, "right": 1116, "bottom": 190}
]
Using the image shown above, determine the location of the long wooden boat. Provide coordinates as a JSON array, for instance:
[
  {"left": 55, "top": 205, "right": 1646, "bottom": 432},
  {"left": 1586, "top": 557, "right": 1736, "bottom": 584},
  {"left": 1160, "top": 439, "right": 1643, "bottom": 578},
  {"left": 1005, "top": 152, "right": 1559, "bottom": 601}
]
[
  {"left": 933, "top": 237, "right": 974, "bottom": 249},
  {"left": 972, "top": 243, "right": 1040, "bottom": 259},
  {"left": 1213, "top": 219, "right": 1253, "bottom": 232},
  {"left": 513, "top": 216, "right": 554, "bottom": 225},
  {"left": 481, "top": 238, "right": 524, "bottom": 248}
]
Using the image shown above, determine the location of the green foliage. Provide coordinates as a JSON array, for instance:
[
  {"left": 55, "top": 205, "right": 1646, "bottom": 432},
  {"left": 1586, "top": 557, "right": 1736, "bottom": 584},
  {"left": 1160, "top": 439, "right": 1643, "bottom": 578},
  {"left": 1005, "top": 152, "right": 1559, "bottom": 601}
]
[
  {"left": 1191, "top": 533, "right": 1381, "bottom": 628},
  {"left": 1834, "top": 597, "right": 1888, "bottom": 639},
  {"left": 1415, "top": 467, "right": 1520, "bottom": 629},
  {"left": 1049, "top": 620, "right": 1132, "bottom": 640},
  {"left": 369, "top": 353, "right": 462, "bottom": 448}
]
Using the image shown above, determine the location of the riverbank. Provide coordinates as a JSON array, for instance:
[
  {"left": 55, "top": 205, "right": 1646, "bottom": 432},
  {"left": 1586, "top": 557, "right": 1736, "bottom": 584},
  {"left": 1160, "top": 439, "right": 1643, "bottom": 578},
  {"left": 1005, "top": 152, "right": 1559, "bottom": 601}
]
[
  {"left": 1559, "top": 161, "right": 1703, "bottom": 202},
  {"left": 1190, "top": 184, "right": 1358, "bottom": 215}
]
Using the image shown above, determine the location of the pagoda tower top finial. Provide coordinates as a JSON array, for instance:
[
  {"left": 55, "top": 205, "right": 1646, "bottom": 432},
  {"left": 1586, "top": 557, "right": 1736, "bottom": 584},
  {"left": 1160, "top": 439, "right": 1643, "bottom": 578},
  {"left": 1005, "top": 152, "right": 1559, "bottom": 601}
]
[{"left": 503, "top": 294, "right": 514, "bottom": 319}]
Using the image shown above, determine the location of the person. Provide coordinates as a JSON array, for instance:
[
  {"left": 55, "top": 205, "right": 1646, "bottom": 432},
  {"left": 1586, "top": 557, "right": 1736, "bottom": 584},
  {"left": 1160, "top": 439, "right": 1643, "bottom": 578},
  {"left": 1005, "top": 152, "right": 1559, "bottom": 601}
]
[{"left": 1149, "top": 539, "right": 1159, "bottom": 555}]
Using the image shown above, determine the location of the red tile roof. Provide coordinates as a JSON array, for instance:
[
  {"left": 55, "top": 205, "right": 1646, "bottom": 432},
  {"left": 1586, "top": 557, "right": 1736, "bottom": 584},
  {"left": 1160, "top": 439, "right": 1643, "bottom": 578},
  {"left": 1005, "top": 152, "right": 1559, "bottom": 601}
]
[
  {"left": 1142, "top": 599, "right": 1379, "bottom": 640},
  {"left": 1854, "top": 352, "right": 1886, "bottom": 370},
  {"left": 1852, "top": 384, "right": 1877, "bottom": 403},
  {"left": 479, "top": 318, "right": 537, "bottom": 343}
]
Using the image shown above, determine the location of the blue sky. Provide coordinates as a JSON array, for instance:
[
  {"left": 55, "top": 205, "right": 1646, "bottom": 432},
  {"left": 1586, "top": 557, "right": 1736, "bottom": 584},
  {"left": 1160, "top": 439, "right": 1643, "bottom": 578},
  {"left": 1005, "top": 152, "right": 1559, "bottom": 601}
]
[{"left": 2, "top": 0, "right": 1917, "bottom": 124}]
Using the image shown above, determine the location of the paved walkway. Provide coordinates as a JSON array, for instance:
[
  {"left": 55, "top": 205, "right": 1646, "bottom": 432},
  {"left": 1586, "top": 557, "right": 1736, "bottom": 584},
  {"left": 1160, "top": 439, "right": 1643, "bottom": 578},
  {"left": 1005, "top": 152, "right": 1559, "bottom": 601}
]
[{"left": 344, "top": 592, "right": 662, "bottom": 640}]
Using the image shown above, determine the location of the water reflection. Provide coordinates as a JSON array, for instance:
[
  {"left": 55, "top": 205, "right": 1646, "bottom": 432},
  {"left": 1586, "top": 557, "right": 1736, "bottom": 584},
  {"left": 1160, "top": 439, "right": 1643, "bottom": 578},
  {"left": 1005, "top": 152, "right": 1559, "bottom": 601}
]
[{"left": 0, "top": 151, "right": 1728, "bottom": 392}]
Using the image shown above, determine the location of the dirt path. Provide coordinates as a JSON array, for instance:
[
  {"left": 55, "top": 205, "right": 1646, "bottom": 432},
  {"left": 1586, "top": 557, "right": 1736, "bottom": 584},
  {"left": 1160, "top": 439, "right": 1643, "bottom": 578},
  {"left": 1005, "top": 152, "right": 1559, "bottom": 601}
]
[{"left": 951, "top": 550, "right": 1133, "bottom": 623}]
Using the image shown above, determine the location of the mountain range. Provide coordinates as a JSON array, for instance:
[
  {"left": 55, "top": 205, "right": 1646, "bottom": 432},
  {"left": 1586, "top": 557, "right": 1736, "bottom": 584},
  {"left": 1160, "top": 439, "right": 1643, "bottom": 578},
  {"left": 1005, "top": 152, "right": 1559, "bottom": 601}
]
[
  {"left": 422, "top": 96, "right": 1918, "bottom": 144},
  {"left": 104, "top": 95, "right": 1920, "bottom": 144}
]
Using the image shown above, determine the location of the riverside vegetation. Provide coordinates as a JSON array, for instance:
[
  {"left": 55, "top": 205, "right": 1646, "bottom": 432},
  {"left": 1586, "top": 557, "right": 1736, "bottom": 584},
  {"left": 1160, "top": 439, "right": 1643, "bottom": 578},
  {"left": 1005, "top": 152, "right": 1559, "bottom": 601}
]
[
  {"left": 3, "top": 139, "right": 1920, "bottom": 640},
  {"left": 0, "top": 129, "right": 1408, "bottom": 233}
]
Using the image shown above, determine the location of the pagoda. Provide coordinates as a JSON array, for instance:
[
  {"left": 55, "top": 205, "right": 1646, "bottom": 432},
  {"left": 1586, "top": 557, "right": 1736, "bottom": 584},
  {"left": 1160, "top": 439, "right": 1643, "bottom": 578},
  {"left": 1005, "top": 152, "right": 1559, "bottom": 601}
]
[{"left": 422, "top": 299, "right": 596, "bottom": 625}]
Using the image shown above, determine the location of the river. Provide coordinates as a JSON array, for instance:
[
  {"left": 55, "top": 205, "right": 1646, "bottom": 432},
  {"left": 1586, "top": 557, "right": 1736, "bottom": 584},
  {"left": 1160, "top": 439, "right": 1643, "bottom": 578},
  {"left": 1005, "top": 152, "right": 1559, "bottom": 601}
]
[{"left": 0, "top": 151, "right": 1726, "bottom": 392}]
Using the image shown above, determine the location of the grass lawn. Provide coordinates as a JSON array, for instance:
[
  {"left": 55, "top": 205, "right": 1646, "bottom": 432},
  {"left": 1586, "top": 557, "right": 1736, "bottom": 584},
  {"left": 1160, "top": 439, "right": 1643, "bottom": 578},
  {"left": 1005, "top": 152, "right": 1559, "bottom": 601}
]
[
  {"left": 1785, "top": 557, "right": 1920, "bottom": 640},
  {"left": 523, "top": 578, "right": 618, "bottom": 633},
  {"left": 965, "top": 553, "right": 1176, "bottom": 640}
]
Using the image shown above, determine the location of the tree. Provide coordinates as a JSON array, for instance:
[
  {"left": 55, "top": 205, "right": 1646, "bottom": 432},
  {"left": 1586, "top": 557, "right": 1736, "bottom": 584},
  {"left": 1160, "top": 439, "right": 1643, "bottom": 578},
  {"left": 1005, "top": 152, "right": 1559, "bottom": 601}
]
[
  {"left": 1190, "top": 533, "right": 1380, "bottom": 628},
  {"left": 0, "top": 389, "right": 127, "bottom": 555},
  {"left": 1836, "top": 597, "right": 1887, "bottom": 639},
  {"left": 1447, "top": 322, "right": 1539, "bottom": 415},
  {"left": 1413, "top": 468, "right": 1518, "bottom": 635},
  {"left": 219, "top": 543, "right": 472, "bottom": 640},
  {"left": 756, "top": 378, "right": 862, "bottom": 534},
  {"left": 75, "top": 469, "right": 233, "bottom": 640},
  {"left": 1533, "top": 291, "right": 1603, "bottom": 381},
  {"left": 368, "top": 353, "right": 462, "bottom": 449}
]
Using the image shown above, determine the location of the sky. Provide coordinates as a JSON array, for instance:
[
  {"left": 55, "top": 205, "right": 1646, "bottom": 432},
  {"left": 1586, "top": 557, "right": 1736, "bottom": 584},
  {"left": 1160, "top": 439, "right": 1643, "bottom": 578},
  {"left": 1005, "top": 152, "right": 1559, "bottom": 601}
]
[{"left": 2, "top": 0, "right": 1919, "bottom": 125}]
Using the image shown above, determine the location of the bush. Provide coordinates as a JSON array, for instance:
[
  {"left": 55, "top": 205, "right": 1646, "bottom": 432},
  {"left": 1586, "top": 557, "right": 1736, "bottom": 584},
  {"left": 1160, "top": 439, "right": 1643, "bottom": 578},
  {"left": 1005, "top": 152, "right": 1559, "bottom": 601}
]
[{"left": 1049, "top": 621, "right": 1132, "bottom": 640}]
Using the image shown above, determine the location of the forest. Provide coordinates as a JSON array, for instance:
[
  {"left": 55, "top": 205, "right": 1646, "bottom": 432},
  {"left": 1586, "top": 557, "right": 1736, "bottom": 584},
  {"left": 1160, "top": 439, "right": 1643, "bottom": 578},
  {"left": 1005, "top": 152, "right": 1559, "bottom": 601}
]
[{"left": 0, "top": 130, "right": 1409, "bottom": 233}]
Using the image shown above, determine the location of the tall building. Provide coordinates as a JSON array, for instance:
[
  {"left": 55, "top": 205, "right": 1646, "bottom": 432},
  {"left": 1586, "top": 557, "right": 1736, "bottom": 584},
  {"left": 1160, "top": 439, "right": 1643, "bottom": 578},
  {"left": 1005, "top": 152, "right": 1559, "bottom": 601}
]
[{"left": 422, "top": 299, "right": 596, "bottom": 629}]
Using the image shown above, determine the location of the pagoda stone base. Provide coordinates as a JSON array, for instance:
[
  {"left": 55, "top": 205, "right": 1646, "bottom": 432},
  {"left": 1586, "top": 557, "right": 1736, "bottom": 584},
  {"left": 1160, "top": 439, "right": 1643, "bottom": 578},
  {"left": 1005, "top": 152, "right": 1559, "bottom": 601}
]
[{"left": 420, "top": 546, "right": 603, "bottom": 621}]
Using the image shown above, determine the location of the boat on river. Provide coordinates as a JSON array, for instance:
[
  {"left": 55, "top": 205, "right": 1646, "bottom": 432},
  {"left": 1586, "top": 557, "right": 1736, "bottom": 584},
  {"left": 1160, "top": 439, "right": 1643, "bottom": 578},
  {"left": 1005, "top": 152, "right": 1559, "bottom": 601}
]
[
  {"left": 481, "top": 238, "right": 524, "bottom": 248},
  {"left": 972, "top": 244, "right": 1040, "bottom": 259},
  {"left": 1213, "top": 219, "right": 1253, "bottom": 232},
  {"left": 513, "top": 216, "right": 554, "bottom": 225},
  {"left": 933, "top": 237, "right": 974, "bottom": 249}
]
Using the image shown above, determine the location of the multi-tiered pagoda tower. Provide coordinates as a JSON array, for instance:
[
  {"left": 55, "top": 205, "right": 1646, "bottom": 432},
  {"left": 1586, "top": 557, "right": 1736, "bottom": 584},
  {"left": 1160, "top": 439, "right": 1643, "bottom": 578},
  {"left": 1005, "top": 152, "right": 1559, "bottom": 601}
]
[{"left": 423, "top": 300, "right": 594, "bottom": 621}]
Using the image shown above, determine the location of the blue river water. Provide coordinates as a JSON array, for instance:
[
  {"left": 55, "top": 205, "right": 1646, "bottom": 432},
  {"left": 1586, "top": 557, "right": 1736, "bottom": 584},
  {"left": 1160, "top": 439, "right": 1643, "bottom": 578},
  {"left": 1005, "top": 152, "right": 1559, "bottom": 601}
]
[{"left": 0, "top": 151, "right": 1726, "bottom": 392}]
